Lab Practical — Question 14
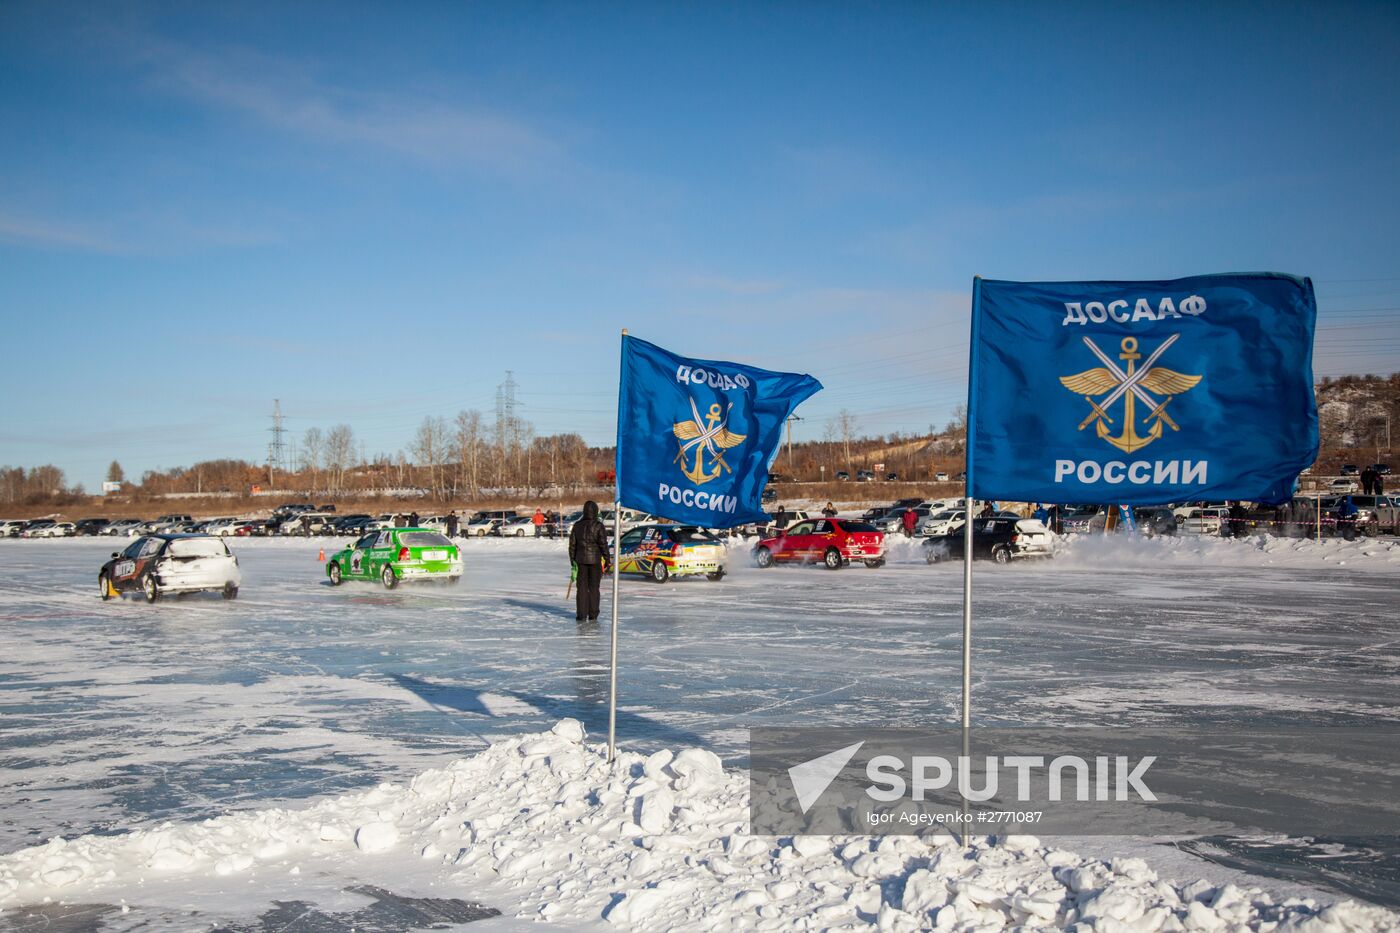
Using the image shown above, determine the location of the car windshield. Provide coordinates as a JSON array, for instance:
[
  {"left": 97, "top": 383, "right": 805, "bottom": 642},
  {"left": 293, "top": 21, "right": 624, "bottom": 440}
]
[
  {"left": 931, "top": 511, "right": 959, "bottom": 520},
  {"left": 837, "top": 521, "right": 878, "bottom": 533},
  {"left": 400, "top": 531, "right": 452, "bottom": 548},
  {"left": 168, "top": 537, "right": 230, "bottom": 558}
]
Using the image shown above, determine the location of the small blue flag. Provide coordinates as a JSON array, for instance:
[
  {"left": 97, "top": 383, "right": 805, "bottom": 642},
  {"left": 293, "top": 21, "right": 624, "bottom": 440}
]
[
  {"left": 968, "top": 273, "right": 1317, "bottom": 506},
  {"left": 617, "top": 335, "right": 821, "bottom": 527}
]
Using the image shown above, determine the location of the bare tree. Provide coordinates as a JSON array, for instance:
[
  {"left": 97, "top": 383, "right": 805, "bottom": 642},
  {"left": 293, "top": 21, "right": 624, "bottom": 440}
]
[
  {"left": 412, "top": 416, "right": 449, "bottom": 499},
  {"left": 453, "top": 409, "right": 483, "bottom": 497},
  {"left": 324, "top": 424, "right": 356, "bottom": 492},
  {"left": 832, "top": 409, "right": 858, "bottom": 470},
  {"left": 301, "top": 427, "right": 324, "bottom": 477}
]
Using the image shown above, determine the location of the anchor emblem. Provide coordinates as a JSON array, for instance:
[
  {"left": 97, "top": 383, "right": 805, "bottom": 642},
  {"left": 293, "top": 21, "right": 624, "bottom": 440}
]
[
  {"left": 1059, "top": 334, "right": 1202, "bottom": 454},
  {"left": 672, "top": 397, "right": 747, "bottom": 485}
]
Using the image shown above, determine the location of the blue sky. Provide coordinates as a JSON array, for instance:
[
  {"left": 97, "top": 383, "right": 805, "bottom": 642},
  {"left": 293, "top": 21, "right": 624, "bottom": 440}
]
[{"left": 3, "top": 1, "right": 1398, "bottom": 489}]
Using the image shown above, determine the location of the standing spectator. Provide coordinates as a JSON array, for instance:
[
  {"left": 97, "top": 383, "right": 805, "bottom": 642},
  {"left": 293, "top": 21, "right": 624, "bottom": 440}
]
[
  {"left": 446, "top": 511, "right": 459, "bottom": 538},
  {"left": 568, "top": 500, "right": 609, "bottom": 622},
  {"left": 1227, "top": 502, "right": 1249, "bottom": 538},
  {"left": 901, "top": 506, "right": 917, "bottom": 538},
  {"left": 1376, "top": 472, "right": 1386, "bottom": 495},
  {"left": 1337, "top": 495, "right": 1359, "bottom": 541},
  {"left": 979, "top": 502, "right": 995, "bottom": 519},
  {"left": 1360, "top": 466, "right": 1376, "bottom": 496},
  {"left": 409, "top": 510, "right": 419, "bottom": 528},
  {"left": 1032, "top": 503, "right": 1049, "bottom": 524},
  {"left": 821, "top": 501, "right": 837, "bottom": 518},
  {"left": 774, "top": 506, "right": 789, "bottom": 532},
  {"left": 395, "top": 513, "right": 406, "bottom": 528},
  {"left": 532, "top": 507, "right": 546, "bottom": 537},
  {"left": 300, "top": 513, "right": 312, "bottom": 536}
]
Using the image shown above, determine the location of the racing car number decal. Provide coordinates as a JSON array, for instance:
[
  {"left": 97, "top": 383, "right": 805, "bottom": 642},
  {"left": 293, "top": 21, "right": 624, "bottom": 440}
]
[
  {"left": 115, "top": 560, "right": 135, "bottom": 577},
  {"left": 351, "top": 552, "right": 363, "bottom": 573}
]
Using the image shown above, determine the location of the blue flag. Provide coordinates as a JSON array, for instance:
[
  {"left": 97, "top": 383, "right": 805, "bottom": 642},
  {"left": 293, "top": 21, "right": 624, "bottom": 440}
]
[
  {"left": 968, "top": 273, "right": 1317, "bottom": 506},
  {"left": 616, "top": 335, "right": 821, "bottom": 527}
]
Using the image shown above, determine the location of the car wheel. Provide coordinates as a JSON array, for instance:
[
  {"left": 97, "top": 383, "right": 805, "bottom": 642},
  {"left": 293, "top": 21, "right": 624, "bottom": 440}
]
[
  {"left": 992, "top": 546, "right": 1012, "bottom": 565},
  {"left": 925, "top": 547, "right": 941, "bottom": 564},
  {"left": 447, "top": 575, "right": 461, "bottom": 587},
  {"left": 99, "top": 573, "right": 113, "bottom": 601},
  {"left": 222, "top": 583, "right": 238, "bottom": 600},
  {"left": 381, "top": 565, "right": 398, "bottom": 589},
  {"left": 329, "top": 563, "right": 342, "bottom": 585},
  {"left": 754, "top": 547, "right": 774, "bottom": 568},
  {"left": 824, "top": 548, "right": 842, "bottom": 569},
  {"left": 650, "top": 561, "right": 669, "bottom": 583},
  {"left": 142, "top": 574, "right": 159, "bottom": 603},
  {"left": 706, "top": 569, "right": 725, "bottom": 582},
  {"left": 864, "top": 558, "right": 885, "bottom": 569}
]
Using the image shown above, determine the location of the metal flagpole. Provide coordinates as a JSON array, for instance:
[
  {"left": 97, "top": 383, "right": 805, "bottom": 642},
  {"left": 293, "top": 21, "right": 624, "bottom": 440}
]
[
  {"left": 608, "top": 328, "right": 627, "bottom": 763},
  {"left": 960, "top": 277, "right": 982, "bottom": 843}
]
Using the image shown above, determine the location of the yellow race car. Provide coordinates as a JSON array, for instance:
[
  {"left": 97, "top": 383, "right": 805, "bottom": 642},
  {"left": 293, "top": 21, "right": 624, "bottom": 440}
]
[{"left": 611, "top": 524, "right": 727, "bottom": 582}]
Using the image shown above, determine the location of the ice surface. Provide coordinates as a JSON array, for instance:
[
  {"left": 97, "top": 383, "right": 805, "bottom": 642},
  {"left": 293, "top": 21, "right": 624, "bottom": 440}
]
[{"left": 0, "top": 534, "right": 1397, "bottom": 927}]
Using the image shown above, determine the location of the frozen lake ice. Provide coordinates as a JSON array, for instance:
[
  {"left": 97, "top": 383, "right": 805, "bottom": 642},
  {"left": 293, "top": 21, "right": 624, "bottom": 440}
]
[{"left": 0, "top": 532, "right": 1397, "bottom": 917}]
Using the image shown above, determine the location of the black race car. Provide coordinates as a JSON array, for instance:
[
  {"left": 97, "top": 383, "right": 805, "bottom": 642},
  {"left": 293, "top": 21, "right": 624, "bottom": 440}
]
[
  {"left": 923, "top": 516, "right": 1055, "bottom": 564},
  {"left": 99, "top": 534, "right": 242, "bottom": 603}
]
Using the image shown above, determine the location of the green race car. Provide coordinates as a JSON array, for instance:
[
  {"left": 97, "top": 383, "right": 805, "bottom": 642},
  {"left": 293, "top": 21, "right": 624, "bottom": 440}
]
[{"left": 327, "top": 528, "right": 463, "bottom": 588}]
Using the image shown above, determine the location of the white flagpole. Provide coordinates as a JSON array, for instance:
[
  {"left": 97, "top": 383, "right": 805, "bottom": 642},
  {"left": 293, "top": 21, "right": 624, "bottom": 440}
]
[{"left": 608, "top": 328, "right": 627, "bottom": 763}]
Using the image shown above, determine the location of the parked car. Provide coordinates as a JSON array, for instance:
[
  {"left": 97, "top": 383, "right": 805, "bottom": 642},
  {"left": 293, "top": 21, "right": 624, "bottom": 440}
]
[
  {"left": 753, "top": 517, "right": 885, "bottom": 569},
  {"left": 1373, "top": 464, "right": 1392, "bottom": 476},
  {"left": 465, "top": 516, "right": 502, "bottom": 537},
  {"left": 19, "top": 520, "right": 57, "bottom": 538},
  {"left": 1134, "top": 507, "right": 1178, "bottom": 536},
  {"left": 836, "top": 471, "right": 850, "bottom": 481},
  {"left": 886, "top": 472, "right": 899, "bottom": 481},
  {"left": 921, "top": 509, "right": 967, "bottom": 538},
  {"left": 101, "top": 519, "right": 144, "bottom": 537},
  {"left": 934, "top": 472, "right": 950, "bottom": 482},
  {"left": 1182, "top": 507, "right": 1229, "bottom": 535},
  {"left": 612, "top": 524, "right": 727, "bottom": 582},
  {"left": 856, "top": 470, "right": 875, "bottom": 482},
  {"left": 28, "top": 521, "right": 76, "bottom": 538},
  {"left": 0, "top": 520, "right": 27, "bottom": 537},
  {"left": 874, "top": 506, "right": 932, "bottom": 535},
  {"left": 1325, "top": 495, "right": 1400, "bottom": 536},
  {"left": 326, "top": 528, "right": 462, "bottom": 589},
  {"left": 761, "top": 486, "right": 778, "bottom": 504},
  {"left": 499, "top": 515, "right": 541, "bottom": 537},
  {"left": 1340, "top": 464, "right": 1360, "bottom": 476},
  {"left": 73, "top": 518, "right": 110, "bottom": 536},
  {"left": 1328, "top": 478, "right": 1359, "bottom": 494},
  {"left": 234, "top": 520, "right": 269, "bottom": 537},
  {"left": 99, "top": 534, "right": 241, "bottom": 602},
  {"left": 1058, "top": 506, "right": 1101, "bottom": 534},
  {"left": 923, "top": 517, "right": 1054, "bottom": 564}
]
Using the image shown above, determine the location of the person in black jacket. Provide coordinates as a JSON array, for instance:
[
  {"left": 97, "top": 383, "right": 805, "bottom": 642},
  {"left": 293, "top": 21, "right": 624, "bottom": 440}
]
[{"left": 568, "top": 500, "right": 610, "bottom": 622}]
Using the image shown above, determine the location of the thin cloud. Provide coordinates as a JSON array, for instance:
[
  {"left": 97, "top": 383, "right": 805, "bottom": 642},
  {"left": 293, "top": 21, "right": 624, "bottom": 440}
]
[
  {"left": 0, "top": 211, "right": 118, "bottom": 252},
  {"left": 129, "top": 34, "right": 562, "bottom": 175}
]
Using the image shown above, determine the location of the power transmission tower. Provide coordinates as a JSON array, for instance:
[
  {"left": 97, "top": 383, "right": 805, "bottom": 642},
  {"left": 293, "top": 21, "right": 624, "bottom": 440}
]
[{"left": 268, "top": 399, "right": 287, "bottom": 485}]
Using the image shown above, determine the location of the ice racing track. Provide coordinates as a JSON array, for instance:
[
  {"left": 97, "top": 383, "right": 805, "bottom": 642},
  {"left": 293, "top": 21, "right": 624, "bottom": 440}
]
[{"left": 1, "top": 533, "right": 1398, "bottom": 920}]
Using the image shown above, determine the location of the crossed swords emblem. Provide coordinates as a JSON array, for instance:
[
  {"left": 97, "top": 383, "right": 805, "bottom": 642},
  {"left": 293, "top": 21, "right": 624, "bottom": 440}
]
[
  {"left": 1059, "top": 334, "right": 1203, "bottom": 454},
  {"left": 672, "top": 397, "right": 747, "bottom": 485}
]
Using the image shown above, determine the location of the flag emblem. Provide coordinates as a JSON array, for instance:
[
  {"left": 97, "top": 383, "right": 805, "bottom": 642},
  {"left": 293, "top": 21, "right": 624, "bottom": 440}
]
[
  {"left": 1059, "top": 334, "right": 1203, "bottom": 454},
  {"left": 673, "top": 398, "right": 747, "bottom": 485}
]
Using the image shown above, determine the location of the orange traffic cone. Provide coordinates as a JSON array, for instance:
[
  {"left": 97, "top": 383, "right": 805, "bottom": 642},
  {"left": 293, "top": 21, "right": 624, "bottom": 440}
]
[{"left": 317, "top": 548, "right": 325, "bottom": 561}]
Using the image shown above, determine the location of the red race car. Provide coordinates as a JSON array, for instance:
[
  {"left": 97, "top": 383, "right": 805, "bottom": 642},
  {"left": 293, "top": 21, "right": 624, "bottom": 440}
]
[{"left": 754, "top": 517, "right": 885, "bottom": 569}]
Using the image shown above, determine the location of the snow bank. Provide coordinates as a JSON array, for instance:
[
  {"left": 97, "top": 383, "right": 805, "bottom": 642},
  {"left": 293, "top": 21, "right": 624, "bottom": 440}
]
[
  {"left": 1053, "top": 531, "right": 1400, "bottom": 572},
  {"left": 3, "top": 722, "right": 1396, "bottom": 930}
]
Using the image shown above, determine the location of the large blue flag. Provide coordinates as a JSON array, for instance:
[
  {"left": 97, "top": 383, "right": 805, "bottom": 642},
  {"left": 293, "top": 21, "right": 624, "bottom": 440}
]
[
  {"left": 617, "top": 336, "right": 821, "bottom": 527},
  {"left": 968, "top": 273, "right": 1317, "bottom": 506}
]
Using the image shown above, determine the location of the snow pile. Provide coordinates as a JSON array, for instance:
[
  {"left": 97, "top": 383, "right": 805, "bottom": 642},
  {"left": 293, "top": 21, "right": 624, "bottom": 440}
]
[
  {"left": 2, "top": 721, "right": 1397, "bottom": 930},
  {"left": 1054, "top": 531, "right": 1400, "bottom": 571}
]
